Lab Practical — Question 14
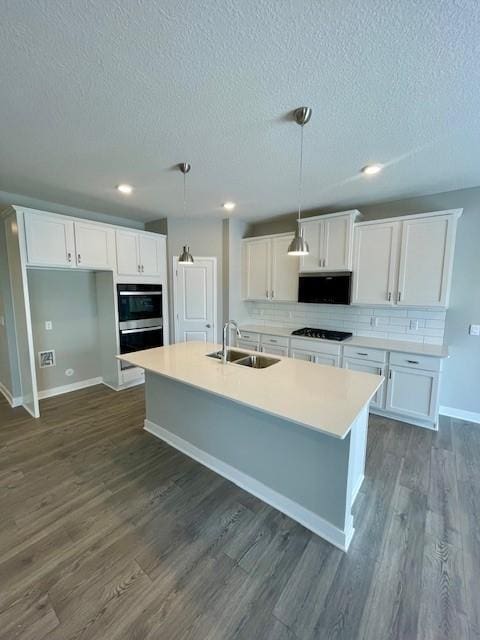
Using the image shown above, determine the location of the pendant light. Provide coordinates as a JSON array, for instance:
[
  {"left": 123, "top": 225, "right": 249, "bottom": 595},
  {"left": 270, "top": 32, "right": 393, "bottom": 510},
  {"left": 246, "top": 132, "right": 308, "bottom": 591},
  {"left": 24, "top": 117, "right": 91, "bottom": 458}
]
[
  {"left": 288, "top": 106, "right": 312, "bottom": 256},
  {"left": 178, "top": 162, "right": 194, "bottom": 264}
]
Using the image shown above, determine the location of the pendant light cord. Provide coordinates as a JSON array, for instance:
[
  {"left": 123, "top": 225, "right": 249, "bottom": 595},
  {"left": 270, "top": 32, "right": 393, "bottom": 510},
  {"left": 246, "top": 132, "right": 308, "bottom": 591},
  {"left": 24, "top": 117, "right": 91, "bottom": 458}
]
[{"left": 297, "top": 124, "right": 304, "bottom": 223}]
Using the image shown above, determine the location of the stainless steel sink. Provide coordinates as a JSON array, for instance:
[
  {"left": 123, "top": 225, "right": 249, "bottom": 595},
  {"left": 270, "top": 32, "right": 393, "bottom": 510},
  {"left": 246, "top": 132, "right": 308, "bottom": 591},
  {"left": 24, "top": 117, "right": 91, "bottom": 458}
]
[
  {"left": 206, "top": 349, "right": 249, "bottom": 363},
  {"left": 235, "top": 354, "right": 280, "bottom": 369}
]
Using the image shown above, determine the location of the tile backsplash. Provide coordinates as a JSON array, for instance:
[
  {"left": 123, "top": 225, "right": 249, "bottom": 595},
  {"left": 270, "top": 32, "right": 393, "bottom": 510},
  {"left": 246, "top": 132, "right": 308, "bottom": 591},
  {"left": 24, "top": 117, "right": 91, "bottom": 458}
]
[{"left": 244, "top": 302, "right": 446, "bottom": 345}]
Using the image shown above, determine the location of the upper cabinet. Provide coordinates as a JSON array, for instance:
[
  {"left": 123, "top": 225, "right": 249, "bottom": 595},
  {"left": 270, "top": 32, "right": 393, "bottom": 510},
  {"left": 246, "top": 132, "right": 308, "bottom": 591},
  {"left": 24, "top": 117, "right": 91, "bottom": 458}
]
[
  {"left": 24, "top": 211, "right": 115, "bottom": 270},
  {"left": 352, "top": 210, "right": 461, "bottom": 307},
  {"left": 24, "top": 211, "right": 76, "bottom": 268},
  {"left": 116, "top": 230, "right": 163, "bottom": 277},
  {"left": 242, "top": 233, "right": 299, "bottom": 301},
  {"left": 299, "top": 211, "right": 359, "bottom": 272}
]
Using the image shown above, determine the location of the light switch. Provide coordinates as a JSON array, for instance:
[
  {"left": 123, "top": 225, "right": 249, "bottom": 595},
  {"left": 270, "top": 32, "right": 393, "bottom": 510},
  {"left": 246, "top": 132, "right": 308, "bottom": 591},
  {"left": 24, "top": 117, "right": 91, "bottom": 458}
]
[
  {"left": 45, "top": 321, "right": 53, "bottom": 331},
  {"left": 469, "top": 324, "right": 480, "bottom": 336}
]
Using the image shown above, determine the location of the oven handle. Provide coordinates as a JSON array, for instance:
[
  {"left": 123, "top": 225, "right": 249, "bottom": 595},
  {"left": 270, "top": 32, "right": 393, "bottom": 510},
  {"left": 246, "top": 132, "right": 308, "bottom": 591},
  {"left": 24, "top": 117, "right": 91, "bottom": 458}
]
[
  {"left": 120, "top": 326, "right": 163, "bottom": 335},
  {"left": 119, "top": 291, "right": 162, "bottom": 296}
]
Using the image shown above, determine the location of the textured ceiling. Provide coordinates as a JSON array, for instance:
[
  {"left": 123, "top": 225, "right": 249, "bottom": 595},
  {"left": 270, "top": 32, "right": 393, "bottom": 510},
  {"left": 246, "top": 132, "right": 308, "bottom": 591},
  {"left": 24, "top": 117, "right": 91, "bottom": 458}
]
[{"left": 1, "top": 0, "right": 479, "bottom": 222}]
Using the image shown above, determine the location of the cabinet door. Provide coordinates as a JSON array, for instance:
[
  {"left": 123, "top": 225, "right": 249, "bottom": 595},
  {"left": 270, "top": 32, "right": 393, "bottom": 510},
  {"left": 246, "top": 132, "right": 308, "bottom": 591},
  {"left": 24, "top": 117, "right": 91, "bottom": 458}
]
[
  {"left": 116, "top": 230, "right": 140, "bottom": 276},
  {"left": 299, "top": 220, "right": 321, "bottom": 272},
  {"left": 242, "top": 238, "right": 271, "bottom": 300},
  {"left": 236, "top": 339, "right": 259, "bottom": 351},
  {"left": 397, "top": 215, "right": 455, "bottom": 307},
  {"left": 290, "top": 348, "right": 315, "bottom": 362},
  {"left": 139, "top": 234, "right": 161, "bottom": 276},
  {"left": 313, "top": 353, "right": 339, "bottom": 367},
  {"left": 386, "top": 365, "right": 439, "bottom": 421},
  {"left": 24, "top": 212, "right": 75, "bottom": 267},
  {"left": 74, "top": 222, "right": 115, "bottom": 270},
  {"left": 323, "top": 216, "right": 353, "bottom": 271},
  {"left": 343, "top": 357, "right": 385, "bottom": 409},
  {"left": 352, "top": 221, "right": 399, "bottom": 305},
  {"left": 271, "top": 235, "right": 299, "bottom": 301}
]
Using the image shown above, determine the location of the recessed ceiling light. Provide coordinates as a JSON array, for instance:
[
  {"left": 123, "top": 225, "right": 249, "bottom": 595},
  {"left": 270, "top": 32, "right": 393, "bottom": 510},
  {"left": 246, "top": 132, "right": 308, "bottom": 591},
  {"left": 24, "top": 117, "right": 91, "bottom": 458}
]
[
  {"left": 361, "top": 164, "right": 383, "bottom": 176},
  {"left": 117, "top": 183, "right": 133, "bottom": 194},
  {"left": 223, "top": 202, "right": 236, "bottom": 211}
]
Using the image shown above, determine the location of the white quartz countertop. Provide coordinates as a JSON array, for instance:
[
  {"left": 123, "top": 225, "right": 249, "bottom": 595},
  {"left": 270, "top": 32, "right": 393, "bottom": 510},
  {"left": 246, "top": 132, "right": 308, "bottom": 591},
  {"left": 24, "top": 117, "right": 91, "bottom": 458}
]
[
  {"left": 119, "top": 342, "right": 383, "bottom": 440},
  {"left": 239, "top": 324, "right": 449, "bottom": 358}
]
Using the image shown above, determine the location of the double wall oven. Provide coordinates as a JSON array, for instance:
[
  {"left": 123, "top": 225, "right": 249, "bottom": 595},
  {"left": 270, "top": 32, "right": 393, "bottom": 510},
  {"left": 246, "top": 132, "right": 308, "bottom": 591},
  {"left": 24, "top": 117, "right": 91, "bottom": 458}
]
[{"left": 117, "top": 284, "right": 163, "bottom": 369}]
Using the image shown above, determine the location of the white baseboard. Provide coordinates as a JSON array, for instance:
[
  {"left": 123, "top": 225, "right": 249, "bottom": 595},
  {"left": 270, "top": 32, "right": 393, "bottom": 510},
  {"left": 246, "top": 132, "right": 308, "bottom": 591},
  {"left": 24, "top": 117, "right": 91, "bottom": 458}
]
[
  {"left": 370, "top": 407, "right": 438, "bottom": 431},
  {"left": 440, "top": 406, "right": 480, "bottom": 425},
  {"left": 144, "top": 418, "right": 351, "bottom": 551},
  {"left": 0, "top": 382, "right": 22, "bottom": 408},
  {"left": 37, "top": 377, "right": 103, "bottom": 400}
]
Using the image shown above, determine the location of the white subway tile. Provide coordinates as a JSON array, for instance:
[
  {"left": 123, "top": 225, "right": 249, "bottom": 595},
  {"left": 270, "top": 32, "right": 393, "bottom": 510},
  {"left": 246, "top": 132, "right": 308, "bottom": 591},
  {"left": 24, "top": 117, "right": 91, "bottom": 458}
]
[
  {"left": 384, "top": 324, "right": 407, "bottom": 334},
  {"left": 387, "top": 333, "right": 423, "bottom": 343},
  {"left": 425, "top": 319, "right": 445, "bottom": 329},
  {"left": 423, "top": 337, "right": 444, "bottom": 345},
  {"left": 407, "top": 309, "right": 446, "bottom": 320},
  {"left": 356, "top": 330, "right": 388, "bottom": 338},
  {"left": 389, "top": 317, "right": 410, "bottom": 326},
  {"left": 373, "top": 308, "right": 408, "bottom": 317}
]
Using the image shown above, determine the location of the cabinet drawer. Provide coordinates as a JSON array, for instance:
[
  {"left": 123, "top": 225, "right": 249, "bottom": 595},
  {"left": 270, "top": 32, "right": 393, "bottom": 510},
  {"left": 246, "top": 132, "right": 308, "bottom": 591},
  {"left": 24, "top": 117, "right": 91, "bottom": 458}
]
[
  {"left": 290, "top": 338, "right": 341, "bottom": 356},
  {"left": 389, "top": 351, "right": 441, "bottom": 372},
  {"left": 261, "top": 334, "right": 289, "bottom": 348},
  {"left": 237, "top": 331, "right": 259, "bottom": 345},
  {"left": 343, "top": 345, "right": 387, "bottom": 363}
]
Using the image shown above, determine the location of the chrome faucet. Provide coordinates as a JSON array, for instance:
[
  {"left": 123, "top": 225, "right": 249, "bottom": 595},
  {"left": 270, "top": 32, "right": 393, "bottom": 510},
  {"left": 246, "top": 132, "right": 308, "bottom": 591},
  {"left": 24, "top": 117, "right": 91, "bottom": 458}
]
[{"left": 222, "top": 320, "right": 241, "bottom": 363}]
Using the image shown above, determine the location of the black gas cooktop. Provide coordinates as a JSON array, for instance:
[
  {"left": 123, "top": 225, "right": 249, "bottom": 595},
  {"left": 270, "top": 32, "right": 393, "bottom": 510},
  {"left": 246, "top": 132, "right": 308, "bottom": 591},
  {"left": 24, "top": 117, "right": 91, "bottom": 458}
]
[{"left": 291, "top": 327, "right": 353, "bottom": 341}]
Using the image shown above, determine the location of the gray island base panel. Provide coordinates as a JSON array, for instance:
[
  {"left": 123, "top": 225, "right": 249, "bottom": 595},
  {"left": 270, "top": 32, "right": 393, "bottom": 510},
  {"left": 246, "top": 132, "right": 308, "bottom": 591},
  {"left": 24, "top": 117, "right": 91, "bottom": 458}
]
[{"left": 144, "top": 372, "right": 369, "bottom": 551}]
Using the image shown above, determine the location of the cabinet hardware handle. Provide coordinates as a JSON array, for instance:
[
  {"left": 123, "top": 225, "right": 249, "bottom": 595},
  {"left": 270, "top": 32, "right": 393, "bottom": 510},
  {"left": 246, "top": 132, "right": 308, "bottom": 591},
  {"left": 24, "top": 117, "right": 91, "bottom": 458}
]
[
  {"left": 357, "top": 352, "right": 368, "bottom": 356},
  {"left": 67, "top": 252, "right": 72, "bottom": 263},
  {"left": 398, "top": 291, "right": 402, "bottom": 302},
  {"left": 138, "top": 265, "right": 141, "bottom": 272},
  {"left": 387, "top": 292, "right": 391, "bottom": 301},
  {"left": 142, "top": 265, "right": 145, "bottom": 272},
  {"left": 271, "top": 290, "right": 274, "bottom": 299},
  {"left": 206, "top": 324, "right": 211, "bottom": 328},
  {"left": 77, "top": 254, "right": 81, "bottom": 264},
  {"left": 270, "top": 339, "right": 278, "bottom": 343},
  {"left": 389, "top": 370, "right": 392, "bottom": 379},
  {"left": 406, "top": 359, "right": 419, "bottom": 364},
  {"left": 266, "top": 290, "right": 269, "bottom": 299}
]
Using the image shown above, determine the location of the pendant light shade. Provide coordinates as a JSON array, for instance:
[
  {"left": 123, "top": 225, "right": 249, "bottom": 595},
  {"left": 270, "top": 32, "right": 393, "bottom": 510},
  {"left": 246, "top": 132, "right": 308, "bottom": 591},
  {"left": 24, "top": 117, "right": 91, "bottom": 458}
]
[
  {"left": 288, "top": 106, "right": 312, "bottom": 256},
  {"left": 178, "top": 245, "right": 194, "bottom": 263},
  {"left": 178, "top": 162, "right": 194, "bottom": 264}
]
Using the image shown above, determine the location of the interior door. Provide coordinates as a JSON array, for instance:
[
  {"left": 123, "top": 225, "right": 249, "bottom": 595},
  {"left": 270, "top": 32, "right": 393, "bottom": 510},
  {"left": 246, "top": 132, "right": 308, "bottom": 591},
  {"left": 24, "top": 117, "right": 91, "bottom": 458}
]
[
  {"left": 139, "top": 234, "right": 161, "bottom": 276},
  {"left": 352, "top": 221, "right": 399, "bottom": 305},
  {"left": 116, "top": 230, "right": 140, "bottom": 276},
  {"left": 299, "top": 220, "right": 321, "bottom": 272},
  {"left": 74, "top": 222, "right": 115, "bottom": 269},
  {"left": 24, "top": 211, "right": 75, "bottom": 268},
  {"left": 323, "top": 216, "right": 352, "bottom": 271},
  {"left": 175, "top": 258, "right": 216, "bottom": 343},
  {"left": 242, "top": 238, "right": 270, "bottom": 300},
  {"left": 271, "top": 235, "right": 299, "bottom": 301},
  {"left": 397, "top": 215, "right": 453, "bottom": 307}
]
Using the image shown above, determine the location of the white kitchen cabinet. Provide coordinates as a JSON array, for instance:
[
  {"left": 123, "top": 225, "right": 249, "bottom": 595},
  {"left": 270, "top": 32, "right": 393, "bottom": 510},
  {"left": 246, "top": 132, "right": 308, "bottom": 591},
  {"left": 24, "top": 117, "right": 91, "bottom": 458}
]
[
  {"left": 299, "top": 211, "right": 359, "bottom": 273},
  {"left": 237, "top": 339, "right": 260, "bottom": 351},
  {"left": 385, "top": 365, "right": 439, "bottom": 422},
  {"left": 290, "top": 348, "right": 315, "bottom": 362},
  {"left": 397, "top": 215, "right": 456, "bottom": 307},
  {"left": 242, "top": 237, "right": 270, "bottom": 300},
  {"left": 242, "top": 233, "right": 298, "bottom": 301},
  {"left": 290, "top": 347, "right": 339, "bottom": 367},
  {"left": 271, "top": 234, "right": 299, "bottom": 301},
  {"left": 343, "top": 356, "right": 385, "bottom": 409},
  {"left": 261, "top": 344, "right": 289, "bottom": 357},
  {"left": 24, "top": 211, "right": 75, "bottom": 268},
  {"left": 352, "top": 210, "right": 461, "bottom": 308},
  {"left": 351, "top": 221, "right": 399, "bottom": 305},
  {"left": 74, "top": 221, "right": 115, "bottom": 270},
  {"left": 116, "top": 230, "right": 162, "bottom": 276}
]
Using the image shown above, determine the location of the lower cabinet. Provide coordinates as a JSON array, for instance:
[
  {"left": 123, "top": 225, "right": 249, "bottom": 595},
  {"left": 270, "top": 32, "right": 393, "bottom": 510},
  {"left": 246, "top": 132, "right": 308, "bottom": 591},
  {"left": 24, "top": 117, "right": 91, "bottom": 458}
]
[
  {"left": 290, "top": 347, "right": 339, "bottom": 367},
  {"left": 261, "top": 345, "right": 289, "bottom": 357},
  {"left": 385, "top": 365, "right": 439, "bottom": 422},
  {"left": 343, "top": 357, "right": 385, "bottom": 409}
]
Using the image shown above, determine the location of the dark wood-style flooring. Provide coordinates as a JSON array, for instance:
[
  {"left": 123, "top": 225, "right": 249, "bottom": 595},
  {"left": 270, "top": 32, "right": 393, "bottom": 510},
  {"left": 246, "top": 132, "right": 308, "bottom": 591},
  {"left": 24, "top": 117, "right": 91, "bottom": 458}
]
[{"left": 0, "top": 385, "right": 479, "bottom": 639}]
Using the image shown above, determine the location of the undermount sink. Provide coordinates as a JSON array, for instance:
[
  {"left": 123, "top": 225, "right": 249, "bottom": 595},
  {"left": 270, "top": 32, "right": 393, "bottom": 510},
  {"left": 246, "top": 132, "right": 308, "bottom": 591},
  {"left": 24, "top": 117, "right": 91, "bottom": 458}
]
[
  {"left": 235, "top": 354, "right": 280, "bottom": 369},
  {"left": 206, "top": 349, "right": 280, "bottom": 369},
  {"left": 206, "top": 349, "right": 248, "bottom": 363}
]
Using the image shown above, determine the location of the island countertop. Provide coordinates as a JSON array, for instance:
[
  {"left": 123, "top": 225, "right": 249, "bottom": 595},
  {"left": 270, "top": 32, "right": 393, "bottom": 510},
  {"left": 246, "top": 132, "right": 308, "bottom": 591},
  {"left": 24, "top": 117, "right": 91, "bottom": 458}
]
[{"left": 119, "top": 342, "right": 383, "bottom": 439}]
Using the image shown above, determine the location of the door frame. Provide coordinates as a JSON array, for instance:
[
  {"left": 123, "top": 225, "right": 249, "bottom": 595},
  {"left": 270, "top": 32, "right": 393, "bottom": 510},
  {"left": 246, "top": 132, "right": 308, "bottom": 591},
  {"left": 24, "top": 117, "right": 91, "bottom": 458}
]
[{"left": 172, "top": 256, "right": 218, "bottom": 344}]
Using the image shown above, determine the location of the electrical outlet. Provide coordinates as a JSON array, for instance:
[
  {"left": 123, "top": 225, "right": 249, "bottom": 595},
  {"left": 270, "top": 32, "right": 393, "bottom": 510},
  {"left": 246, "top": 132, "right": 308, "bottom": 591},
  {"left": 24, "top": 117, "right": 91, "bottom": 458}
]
[
  {"left": 409, "top": 319, "right": 419, "bottom": 331},
  {"left": 370, "top": 317, "right": 378, "bottom": 328},
  {"left": 0, "top": 315, "right": 5, "bottom": 327},
  {"left": 45, "top": 321, "right": 53, "bottom": 331},
  {"left": 469, "top": 324, "right": 480, "bottom": 336}
]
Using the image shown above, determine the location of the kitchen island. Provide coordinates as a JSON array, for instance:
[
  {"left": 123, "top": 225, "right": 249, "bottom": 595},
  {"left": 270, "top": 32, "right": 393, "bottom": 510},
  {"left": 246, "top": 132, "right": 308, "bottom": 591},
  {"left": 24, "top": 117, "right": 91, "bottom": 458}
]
[{"left": 119, "top": 342, "right": 383, "bottom": 550}]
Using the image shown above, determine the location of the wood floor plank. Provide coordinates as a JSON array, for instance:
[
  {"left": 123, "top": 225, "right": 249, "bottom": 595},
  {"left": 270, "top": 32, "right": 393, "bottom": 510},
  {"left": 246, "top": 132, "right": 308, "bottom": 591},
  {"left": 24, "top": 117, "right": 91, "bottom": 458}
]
[{"left": 1, "top": 387, "right": 479, "bottom": 639}]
